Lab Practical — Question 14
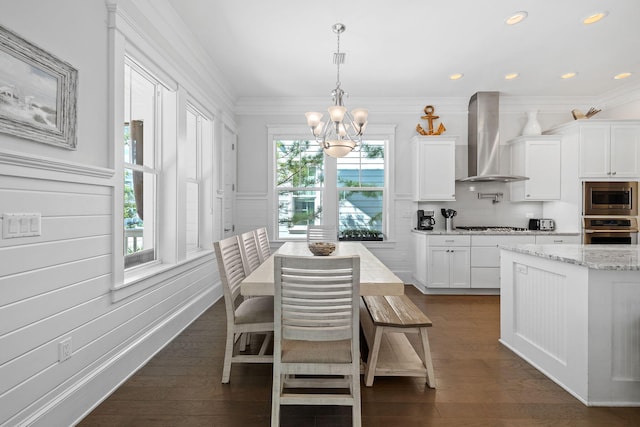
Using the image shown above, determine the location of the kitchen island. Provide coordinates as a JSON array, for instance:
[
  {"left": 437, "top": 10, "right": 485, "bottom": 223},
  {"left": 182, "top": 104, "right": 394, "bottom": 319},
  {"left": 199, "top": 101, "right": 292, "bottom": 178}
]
[{"left": 500, "top": 244, "right": 640, "bottom": 406}]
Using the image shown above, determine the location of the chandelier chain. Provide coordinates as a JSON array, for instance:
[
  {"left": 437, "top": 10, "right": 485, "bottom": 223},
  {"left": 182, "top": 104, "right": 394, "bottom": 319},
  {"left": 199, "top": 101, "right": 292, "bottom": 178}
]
[{"left": 335, "top": 30, "right": 341, "bottom": 88}]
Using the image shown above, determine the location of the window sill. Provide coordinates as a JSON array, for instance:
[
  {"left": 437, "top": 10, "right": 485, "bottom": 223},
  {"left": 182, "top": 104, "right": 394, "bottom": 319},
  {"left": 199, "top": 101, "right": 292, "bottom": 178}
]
[{"left": 112, "top": 249, "right": 215, "bottom": 303}]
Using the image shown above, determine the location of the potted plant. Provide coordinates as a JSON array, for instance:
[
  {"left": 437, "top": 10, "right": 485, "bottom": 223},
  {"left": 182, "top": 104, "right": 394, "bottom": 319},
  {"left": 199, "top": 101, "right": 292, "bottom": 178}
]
[{"left": 339, "top": 227, "right": 383, "bottom": 241}]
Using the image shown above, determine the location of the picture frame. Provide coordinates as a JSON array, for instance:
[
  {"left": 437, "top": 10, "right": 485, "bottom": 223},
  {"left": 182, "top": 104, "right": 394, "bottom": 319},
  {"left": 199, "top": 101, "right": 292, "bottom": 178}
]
[{"left": 0, "top": 24, "right": 77, "bottom": 149}]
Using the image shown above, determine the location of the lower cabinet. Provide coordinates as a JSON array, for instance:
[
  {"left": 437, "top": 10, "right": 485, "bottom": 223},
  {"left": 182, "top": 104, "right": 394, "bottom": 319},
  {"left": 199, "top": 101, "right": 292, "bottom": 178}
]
[
  {"left": 413, "top": 232, "right": 582, "bottom": 290},
  {"left": 412, "top": 232, "right": 428, "bottom": 286},
  {"left": 426, "top": 235, "right": 470, "bottom": 288},
  {"left": 470, "top": 235, "right": 535, "bottom": 288}
]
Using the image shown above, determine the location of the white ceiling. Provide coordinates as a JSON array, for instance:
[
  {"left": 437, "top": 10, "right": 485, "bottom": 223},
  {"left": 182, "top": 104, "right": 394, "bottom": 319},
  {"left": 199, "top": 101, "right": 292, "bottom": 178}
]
[{"left": 165, "top": 0, "right": 640, "bottom": 101}]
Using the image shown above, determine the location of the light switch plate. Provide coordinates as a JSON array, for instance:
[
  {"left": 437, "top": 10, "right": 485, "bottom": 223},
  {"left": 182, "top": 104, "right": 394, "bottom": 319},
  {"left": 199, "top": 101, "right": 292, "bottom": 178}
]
[{"left": 2, "top": 213, "right": 41, "bottom": 238}]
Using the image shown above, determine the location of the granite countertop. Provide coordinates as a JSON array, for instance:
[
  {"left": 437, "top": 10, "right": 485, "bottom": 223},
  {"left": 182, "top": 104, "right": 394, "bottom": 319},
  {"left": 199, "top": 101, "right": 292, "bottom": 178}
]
[
  {"left": 411, "top": 229, "right": 580, "bottom": 236},
  {"left": 501, "top": 244, "right": 640, "bottom": 271}
]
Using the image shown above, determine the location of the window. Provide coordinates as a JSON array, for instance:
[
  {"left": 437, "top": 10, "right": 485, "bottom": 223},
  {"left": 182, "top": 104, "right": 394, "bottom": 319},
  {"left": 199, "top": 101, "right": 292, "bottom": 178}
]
[
  {"left": 337, "top": 141, "right": 385, "bottom": 236},
  {"left": 275, "top": 140, "right": 324, "bottom": 239},
  {"left": 123, "top": 60, "right": 160, "bottom": 268},
  {"left": 274, "top": 137, "right": 387, "bottom": 240},
  {"left": 185, "top": 104, "right": 211, "bottom": 252}
]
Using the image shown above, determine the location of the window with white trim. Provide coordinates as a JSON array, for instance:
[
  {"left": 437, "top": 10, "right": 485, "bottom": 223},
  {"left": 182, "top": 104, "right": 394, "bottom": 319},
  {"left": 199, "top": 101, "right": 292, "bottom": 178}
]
[
  {"left": 337, "top": 141, "right": 384, "bottom": 238},
  {"left": 123, "top": 59, "right": 161, "bottom": 268},
  {"left": 276, "top": 140, "right": 324, "bottom": 239},
  {"left": 274, "top": 137, "right": 387, "bottom": 240},
  {"left": 185, "top": 103, "right": 211, "bottom": 252}
]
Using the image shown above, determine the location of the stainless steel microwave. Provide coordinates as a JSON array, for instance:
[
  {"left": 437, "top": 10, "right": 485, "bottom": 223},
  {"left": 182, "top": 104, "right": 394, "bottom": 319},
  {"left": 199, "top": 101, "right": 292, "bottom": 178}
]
[{"left": 583, "top": 181, "right": 638, "bottom": 216}]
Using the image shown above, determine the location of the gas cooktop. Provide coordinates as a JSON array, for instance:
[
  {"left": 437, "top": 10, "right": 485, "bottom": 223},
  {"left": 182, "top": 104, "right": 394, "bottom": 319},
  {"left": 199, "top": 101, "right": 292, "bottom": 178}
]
[{"left": 455, "top": 226, "right": 528, "bottom": 232}]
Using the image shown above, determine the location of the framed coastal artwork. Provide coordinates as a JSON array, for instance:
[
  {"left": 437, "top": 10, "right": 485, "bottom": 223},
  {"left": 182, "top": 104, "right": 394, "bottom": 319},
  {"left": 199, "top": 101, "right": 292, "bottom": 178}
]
[{"left": 0, "top": 24, "right": 77, "bottom": 149}]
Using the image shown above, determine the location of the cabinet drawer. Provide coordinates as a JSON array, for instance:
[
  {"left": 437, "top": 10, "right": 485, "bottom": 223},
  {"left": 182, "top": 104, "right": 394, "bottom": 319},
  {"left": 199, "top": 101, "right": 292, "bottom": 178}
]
[
  {"left": 428, "top": 235, "right": 470, "bottom": 247},
  {"left": 471, "top": 267, "right": 500, "bottom": 289},
  {"left": 471, "top": 235, "right": 536, "bottom": 246},
  {"left": 471, "top": 246, "right": 499, "bottom": 267},
  {"left": 535, "top": 235, "right": 581, "bottom": 244}
]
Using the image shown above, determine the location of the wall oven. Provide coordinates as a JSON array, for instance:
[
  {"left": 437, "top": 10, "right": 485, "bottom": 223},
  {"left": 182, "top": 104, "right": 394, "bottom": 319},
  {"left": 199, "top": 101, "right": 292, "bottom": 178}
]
[
  {"left": 583, "top": 217, "right": 638, "bottom": 245},
  {"left": 583, "top": 181, "right": 637, "bottom": 216}
]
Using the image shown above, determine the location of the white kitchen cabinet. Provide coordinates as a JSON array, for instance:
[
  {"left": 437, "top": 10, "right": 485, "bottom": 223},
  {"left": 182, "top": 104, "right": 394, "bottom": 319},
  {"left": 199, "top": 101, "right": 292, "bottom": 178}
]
[
  {"left": 578, "top": 123, "right": 640, "bottom": 179},
  {"left": 534, "top": 234, "right": 581, "bottom": 244},
  {"left": 411, "top": 136, "right": 456, "bottom": 201},
  {"left": 470, "top": 235, "right": 535, "bottom": 288},
  {"left": 412, "top": 232, "right": 427, "bottom": 287},
  {"left": 508, "top": 136, "right": 561, "bottom": 201},
  {"left": 427, "top": 235, "right": 470, "bottom": 288}
]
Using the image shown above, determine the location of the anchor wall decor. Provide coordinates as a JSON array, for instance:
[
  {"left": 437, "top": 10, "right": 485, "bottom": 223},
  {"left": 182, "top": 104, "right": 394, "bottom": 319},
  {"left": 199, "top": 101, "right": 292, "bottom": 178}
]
[{"left": 416, "top": 105, "right": 446, "bottom": 136}]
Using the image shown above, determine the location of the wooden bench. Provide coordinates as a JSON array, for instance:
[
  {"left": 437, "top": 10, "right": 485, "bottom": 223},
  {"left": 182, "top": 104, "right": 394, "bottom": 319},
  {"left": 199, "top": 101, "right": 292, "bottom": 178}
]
[{"left": 360, "top": 294, "right": 436, "bottom": 388}]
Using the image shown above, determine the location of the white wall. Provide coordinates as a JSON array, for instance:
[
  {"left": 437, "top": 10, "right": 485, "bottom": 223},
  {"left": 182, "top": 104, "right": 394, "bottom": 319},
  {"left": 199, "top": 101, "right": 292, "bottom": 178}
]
[
  {"left": 234, "top": 97, "right": 582, "bottom": 280},
  {"left": 0, "top": 0, "right": 110, "bottom": 167},
  {"left": 0, "top": 1, "right": 232, "bottom": 425}
]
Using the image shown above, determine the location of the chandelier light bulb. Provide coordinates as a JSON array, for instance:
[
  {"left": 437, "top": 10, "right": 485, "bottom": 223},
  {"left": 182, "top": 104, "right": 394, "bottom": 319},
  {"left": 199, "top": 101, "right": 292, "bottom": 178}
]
[
  {"left": 351, "top": 108, "right": 368, "bottom": 126},
  {"left": 305, "top": 112, "right": 323, "bottom": 128},
  {"left": 313, "top": 121, "right": 325, "bottom": 137},
  {"left": 328, "top": 105, "right": 347, "bottom": 122}
]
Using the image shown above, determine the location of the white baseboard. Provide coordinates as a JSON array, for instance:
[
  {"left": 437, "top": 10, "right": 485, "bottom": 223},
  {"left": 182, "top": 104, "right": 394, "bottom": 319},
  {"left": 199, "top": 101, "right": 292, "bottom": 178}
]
[{"left": 15, "top": 285, "right": 222, "bottom": 427}]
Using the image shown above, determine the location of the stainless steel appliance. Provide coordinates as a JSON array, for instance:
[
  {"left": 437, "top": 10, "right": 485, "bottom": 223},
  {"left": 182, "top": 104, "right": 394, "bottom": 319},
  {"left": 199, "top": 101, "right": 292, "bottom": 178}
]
[
  {"left": 459, "top": 92, "right": 528, "bottom": 182},
  {"left": 583, "top": 217, "right": 638, "bottom": 244},
  {"left": 583, "top": 181, "right": 637, "bottom": 216},
  {"left": 528, "top": 218, "right": 555, "bottom": 231},
  {"left": 416, "top": 210, "right": 435, "bottom": 230}
]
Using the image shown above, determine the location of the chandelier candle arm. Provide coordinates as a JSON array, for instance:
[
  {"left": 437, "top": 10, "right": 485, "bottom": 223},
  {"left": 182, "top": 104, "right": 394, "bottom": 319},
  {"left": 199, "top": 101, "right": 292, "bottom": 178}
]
[{"left": 304, "top": 23, "right": 369, "bottom": 158}]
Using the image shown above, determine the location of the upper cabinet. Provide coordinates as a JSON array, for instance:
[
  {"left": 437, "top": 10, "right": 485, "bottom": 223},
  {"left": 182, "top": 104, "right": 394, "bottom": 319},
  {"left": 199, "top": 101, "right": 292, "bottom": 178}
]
[
  {"left": 579, "top": 123, "right": 640, "bottom": 178},
  {"left": 411, "top": 136, "right": 456, "bottom": 201},
  {"left": 508, "top": 135, "right": 561, "bottom": 201},
  {"left": 546, "top": 121, "right": 640, "bottom": 180}
]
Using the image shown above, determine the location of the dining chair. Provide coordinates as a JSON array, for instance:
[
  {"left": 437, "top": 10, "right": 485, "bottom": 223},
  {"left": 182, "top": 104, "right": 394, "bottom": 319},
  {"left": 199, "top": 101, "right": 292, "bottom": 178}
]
[
  {"left": 254, "top": 227, "right": 272, "bottom": 263},
  {"left": 214, "top": 235, "right": 273, "bottom": 384},
  {"left": 271, "top": 254, "right": 361, "bottom": 427},
  {"left": 306, "top": 224, "right": 337, "bottom": 243},
  {"left": 239, "top": 230, "right": 262, "bottom": 275}
]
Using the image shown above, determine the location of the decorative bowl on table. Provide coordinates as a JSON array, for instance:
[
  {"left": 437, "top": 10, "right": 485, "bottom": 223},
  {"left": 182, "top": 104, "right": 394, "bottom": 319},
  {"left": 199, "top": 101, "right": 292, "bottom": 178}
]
[{"left": 308, "top": 242, "right": 336, "bottom": 256}]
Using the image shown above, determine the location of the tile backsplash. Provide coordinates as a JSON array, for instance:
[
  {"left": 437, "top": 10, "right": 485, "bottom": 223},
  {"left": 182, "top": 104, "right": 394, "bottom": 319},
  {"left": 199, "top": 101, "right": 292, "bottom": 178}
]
[{"left": 417, "top": 181, "right": 543, "bottom": 231}]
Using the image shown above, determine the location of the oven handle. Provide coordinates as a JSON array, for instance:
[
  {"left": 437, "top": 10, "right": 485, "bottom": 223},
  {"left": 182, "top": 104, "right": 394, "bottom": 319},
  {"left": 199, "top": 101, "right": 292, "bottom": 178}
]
[{"left": 584, "top": 229, "right": 638, "bottom": 233}]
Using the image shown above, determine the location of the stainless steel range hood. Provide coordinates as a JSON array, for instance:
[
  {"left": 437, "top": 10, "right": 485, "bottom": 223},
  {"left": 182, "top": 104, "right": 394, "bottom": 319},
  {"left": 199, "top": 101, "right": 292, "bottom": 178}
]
[{"left": 458, "top": 91, "right": 528, "bottom": 182}]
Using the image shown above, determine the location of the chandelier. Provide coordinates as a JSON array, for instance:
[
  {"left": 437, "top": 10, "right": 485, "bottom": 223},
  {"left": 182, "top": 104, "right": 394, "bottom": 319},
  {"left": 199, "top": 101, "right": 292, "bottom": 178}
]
[{"left": 305, "top": 23, "right": 368, "bottom": 158}]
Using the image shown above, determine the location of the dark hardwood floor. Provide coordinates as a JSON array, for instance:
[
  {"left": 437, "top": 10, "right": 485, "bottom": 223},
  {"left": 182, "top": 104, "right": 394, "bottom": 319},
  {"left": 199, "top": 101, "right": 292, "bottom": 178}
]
[{"left": 78, "top": 286, "right": 640, "bottom": 426}]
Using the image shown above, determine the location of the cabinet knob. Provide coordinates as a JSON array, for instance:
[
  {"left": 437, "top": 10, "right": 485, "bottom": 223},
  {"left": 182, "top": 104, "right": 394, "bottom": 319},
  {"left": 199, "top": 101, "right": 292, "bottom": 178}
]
[
  {"left": 612, "top": 171, "right": 617, "bottom": 175},
  {"left": 607, "top": 171, "right": 611, "bottom": 175},
  {"left": 526, "top": 194, "right": 530, "bottom": 197}
]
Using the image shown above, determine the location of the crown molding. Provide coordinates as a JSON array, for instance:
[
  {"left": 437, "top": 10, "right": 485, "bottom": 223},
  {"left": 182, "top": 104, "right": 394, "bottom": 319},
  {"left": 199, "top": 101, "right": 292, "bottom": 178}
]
[
  {"left": 234, "top": 94, "right": 613, "bottom": 116},
  {"left": 596, "top": 81, "right": 640, "bottom": 110}
]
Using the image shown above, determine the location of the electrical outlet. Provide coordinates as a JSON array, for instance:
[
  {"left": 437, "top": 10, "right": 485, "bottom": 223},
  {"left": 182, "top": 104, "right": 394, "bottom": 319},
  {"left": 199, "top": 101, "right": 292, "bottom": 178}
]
[
  {"left": 58, "top": 337, "right": 72, "bottom": 362},
  {"left": 525, "top": 212, "right": 534, "bottom": 218}
]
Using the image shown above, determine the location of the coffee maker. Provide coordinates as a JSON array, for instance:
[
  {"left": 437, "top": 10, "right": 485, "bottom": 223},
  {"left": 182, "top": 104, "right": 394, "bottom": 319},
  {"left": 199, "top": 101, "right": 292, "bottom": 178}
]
[{"left": 417, "top": 210, "right": 436, "bottom": 230}]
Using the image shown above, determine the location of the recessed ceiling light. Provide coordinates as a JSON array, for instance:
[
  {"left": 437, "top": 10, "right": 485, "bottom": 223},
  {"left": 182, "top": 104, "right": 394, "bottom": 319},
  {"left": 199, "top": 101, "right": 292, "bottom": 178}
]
[
  {"left": 614, "top": 72, "right": 632, "bottom": 80},
  {"left": 505, "top": 11, "right": 528, "bottom": 25},
  {"left": 561, "top": 72, "right": 578, "bottom": 79},
  {"left": 583, "top": 11, "right": 608, "bottom": 25},
  {"left": 449, "top": 73, "right": 464, "bottom": 80},
  {"left": 504, "top": 73, "right": 519, "bottom": 80}
]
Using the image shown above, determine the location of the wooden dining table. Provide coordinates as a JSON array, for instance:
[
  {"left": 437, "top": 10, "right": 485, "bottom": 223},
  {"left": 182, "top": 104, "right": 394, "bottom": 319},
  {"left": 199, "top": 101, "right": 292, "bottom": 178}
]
[{"left": 240, "top": 241, "right": 404, "bottom": 296}]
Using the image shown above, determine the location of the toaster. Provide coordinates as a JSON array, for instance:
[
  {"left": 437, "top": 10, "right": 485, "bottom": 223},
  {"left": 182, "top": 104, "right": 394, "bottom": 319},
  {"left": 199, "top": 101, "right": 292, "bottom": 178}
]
[{"left": 528, "top": 218, "right": 555, "bottom": 231}]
